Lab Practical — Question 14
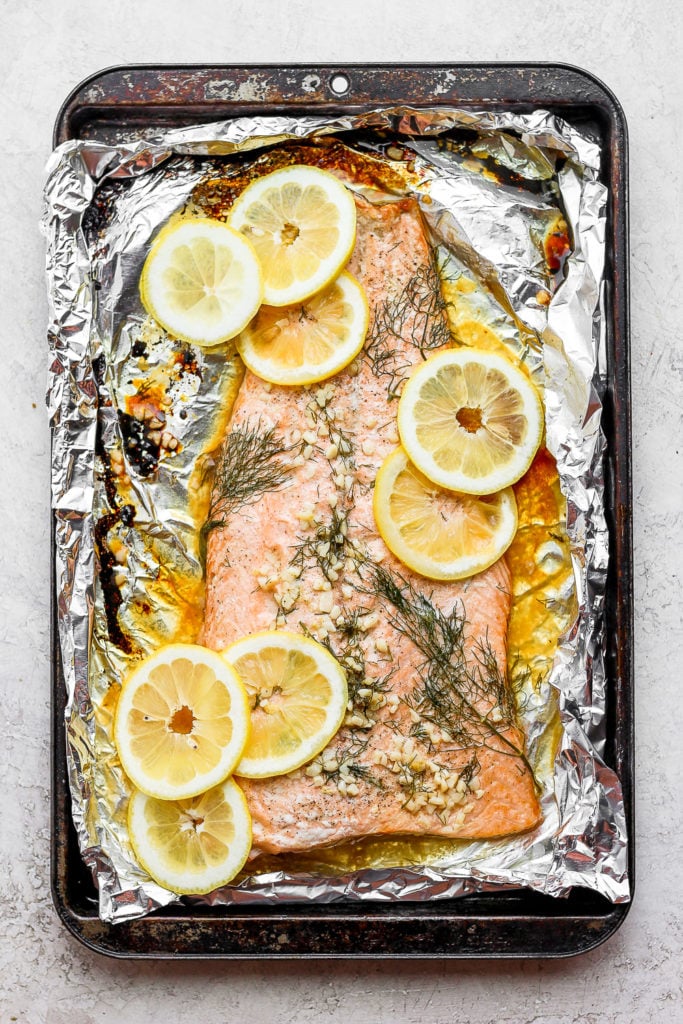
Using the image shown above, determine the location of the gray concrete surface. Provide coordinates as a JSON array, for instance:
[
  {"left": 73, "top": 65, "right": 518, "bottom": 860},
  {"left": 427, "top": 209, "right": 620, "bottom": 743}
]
[{"left": 0, "top": 0, "right": 681, "bottom": 1020}]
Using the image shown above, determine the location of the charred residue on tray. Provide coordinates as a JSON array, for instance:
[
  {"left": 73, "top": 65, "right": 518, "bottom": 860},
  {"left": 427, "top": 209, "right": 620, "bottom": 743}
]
[
  {"left": 119, "top": 341, "right": 201, "bottom": 477},
  {"left": 92, "top": 354, "right": 136, "bottom": 654},
  {"left": 82, "top": 179, "right": 128, "bottom": 249},
  {"left": 119, "top": 409, "right": 162, "bottom": 477},
  {"left": 93, "top": 505, "right": 136, "bottom": 654},
  {"left": 92, "top": 331, "right": 205, "bottom": 651},
  {"left": 544, "top": 213, "right": 571, "bottom": 279},
  {"left": 172, "top": 345, "right": 201, "bottom": 377},
  {"left": 435, "top": 130, "right": 556, "bottom": 194}
]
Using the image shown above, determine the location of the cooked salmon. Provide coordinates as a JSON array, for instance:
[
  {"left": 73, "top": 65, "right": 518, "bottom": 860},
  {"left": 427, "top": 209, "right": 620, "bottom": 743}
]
[{"left": 202, "top": 195, "right": 541, "bottom": 857}]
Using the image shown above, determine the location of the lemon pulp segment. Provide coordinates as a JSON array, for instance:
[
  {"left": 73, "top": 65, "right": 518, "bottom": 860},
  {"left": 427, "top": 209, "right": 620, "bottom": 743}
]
[
  {"left": 221, "top": 631, "right": 348, "bottom": 778},
  {"left": 114, "top": 644, "right": 250, "bottom": 800},
  {"left": 398, "top": 349, "right": 543, "bottom": 494},
  {"left": 140, "top": 219, "right": 263, "bottom": 346},
  {"left": 374, "top": 447, "right": 518, "bottom": 580},
  {"left": 237, "top": 271, "right": 368, "bottom": 385},
  {"left": 229, "top": 165, "right": 357, "bottom": 306},
  {"left": 128, "top": 778, "right": 252, "bottom": 894}
]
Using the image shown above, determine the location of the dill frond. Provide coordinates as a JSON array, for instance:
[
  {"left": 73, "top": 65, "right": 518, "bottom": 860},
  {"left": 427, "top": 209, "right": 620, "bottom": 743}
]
[
  {"left": 313, "top": 732, "right": 385, "bottom": 791},
  {"left": 358, "top": 560, "right": 536, "bottom": 782},
  {"left": 289, "top": 506, "right": 357, "bottom": 583},
  {"left": 364, "top": 259, "right": 452, "bottom": 399},
  {"left": 200, "top": 419, "right": 302, "bottom": 563},
  {"left": 300, "top": 612, "right": 392, "bottom": 719}
]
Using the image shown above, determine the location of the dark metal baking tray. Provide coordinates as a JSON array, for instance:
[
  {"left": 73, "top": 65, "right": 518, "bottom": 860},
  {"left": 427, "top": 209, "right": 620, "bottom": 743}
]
[{"left": 51, "top": 63, "right": 633, "bottom": 959}]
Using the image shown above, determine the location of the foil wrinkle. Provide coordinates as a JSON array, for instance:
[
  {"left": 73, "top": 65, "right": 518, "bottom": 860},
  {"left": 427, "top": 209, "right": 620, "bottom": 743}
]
[{"left": 43, "top": 105, "right": 629, "bottom": 923}]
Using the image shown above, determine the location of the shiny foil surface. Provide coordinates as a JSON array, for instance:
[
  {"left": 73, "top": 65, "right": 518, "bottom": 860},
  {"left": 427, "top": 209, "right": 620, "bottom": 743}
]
[{"left": 43, "top": 106, "right": 629, "bottom": 923}]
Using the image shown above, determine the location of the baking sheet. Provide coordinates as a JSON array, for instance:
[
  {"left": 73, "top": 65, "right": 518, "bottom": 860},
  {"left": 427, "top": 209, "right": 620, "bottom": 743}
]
[{"left": 49, "top": 61, "right": 634, "bottom": 958}]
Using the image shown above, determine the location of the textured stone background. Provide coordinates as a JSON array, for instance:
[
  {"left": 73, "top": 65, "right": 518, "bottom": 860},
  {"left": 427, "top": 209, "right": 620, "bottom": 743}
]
[{"left": 1, "top": 1, "right": 681, "bottom": 1021}]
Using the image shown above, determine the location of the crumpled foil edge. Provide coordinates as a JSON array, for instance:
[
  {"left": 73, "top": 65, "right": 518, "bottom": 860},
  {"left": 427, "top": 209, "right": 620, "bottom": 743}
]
[{"left": 43, "top": 105, "right": 629, "bottom": 923}]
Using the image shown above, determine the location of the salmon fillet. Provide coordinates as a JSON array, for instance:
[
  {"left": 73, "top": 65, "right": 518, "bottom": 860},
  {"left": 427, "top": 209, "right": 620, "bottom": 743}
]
[{"left": 202, "top": 195, "right": 541, "bottom": 857}]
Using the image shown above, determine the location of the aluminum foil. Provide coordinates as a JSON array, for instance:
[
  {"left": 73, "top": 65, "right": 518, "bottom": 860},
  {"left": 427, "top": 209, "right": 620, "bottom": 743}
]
[{"left": 43, "top": 105, "right": 629, "bottom": 923}]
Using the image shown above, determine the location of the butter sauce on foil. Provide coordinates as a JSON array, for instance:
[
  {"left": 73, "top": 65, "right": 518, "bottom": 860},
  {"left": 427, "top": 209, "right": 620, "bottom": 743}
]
[{"left": 43, "top": 106, "right": 629, "bottom": 923}]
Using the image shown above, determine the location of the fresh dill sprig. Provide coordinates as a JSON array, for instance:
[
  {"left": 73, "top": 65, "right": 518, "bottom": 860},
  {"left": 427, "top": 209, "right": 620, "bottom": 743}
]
[
  {"left": 401, "top": 262, "right": 453, "bottom": 353},
  {"left": 305, "top": 610, "right": 393, "bottom": 719},
  {"left": 313, "top": 732, "right": 385, "bottom": 791},
  {"left": 364, "top": 259, "right": 452, "bottom": 399},
  {"left": 409, "top": 719, "right": 437, "bottom": 752},
  {"left": 200, "top": 419, "right": 301, "bottom": 562},
  {"left": 457, "top": 752, "right": 481, "bottom": 787},
  {"left": 357, "top": 560, "right": 536, "bottom": 782},
  {"left": 289, "top": 506, "right": 358, "bottom": 583},
  {"left": 346, "top": 762, "right": 384, "bottom": 787},
  {"left": 320, "top": 609, "right": 368, "bottom": 698},
  {"left": 508, "top": 654, "right": 546, "bottom": 704}
]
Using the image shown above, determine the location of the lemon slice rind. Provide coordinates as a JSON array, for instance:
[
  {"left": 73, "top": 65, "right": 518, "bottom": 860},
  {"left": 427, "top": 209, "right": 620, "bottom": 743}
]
[
  {"left": 374, "top": 447, "right": 518, "bottom": 581},
  {"left": 128, "top": 778, "right": 252, "bottom": 895},
  {"left": 236, "top": 270, "right": 368, "bottom": 386},
  {"left": 229, "top": 165, "right": 357, "bottom": 307},
  {"left": 397, "top": 349, "right": 544, "bottom": 495},
  {"left": 221, "top": 630, "right": 348, "bottom": 779},
  {"left": 140, "top": 218, "right": 263, "bottom": 347},
  {"left": 114, "top": 643, "right": 251, "bottom": 801}
]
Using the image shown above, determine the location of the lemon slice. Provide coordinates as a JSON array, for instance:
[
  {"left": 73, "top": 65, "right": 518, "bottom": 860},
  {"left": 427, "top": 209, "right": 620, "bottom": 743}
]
[
  {"left": 140, "top": 218, "right": 263, "bottom": 346},
  {"left": 114, "top": 644, "right": 250, "bottom": 801},
  {"left": 229, "top": 165, "right": 357, "bottom": 306},
  {"left": 128, "top": 778, "right": 252, "bottom": 894},
  {"left": 221, "top": 631, "right": 348, "bottom": 778},
  {"left": 398, "top": 349, "right": 543, "bottom": 494},
  {"left": 374, "top": 447, "right": 518, "bottom": 580},
  {"left": 236, "top": 271, "right": 368, "bottom": 386}
]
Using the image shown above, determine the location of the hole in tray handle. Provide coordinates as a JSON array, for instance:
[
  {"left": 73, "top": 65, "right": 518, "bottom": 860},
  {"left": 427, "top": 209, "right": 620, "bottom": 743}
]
[{"left": 329, "top": 73, "right": 350, "bottom": 96}]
